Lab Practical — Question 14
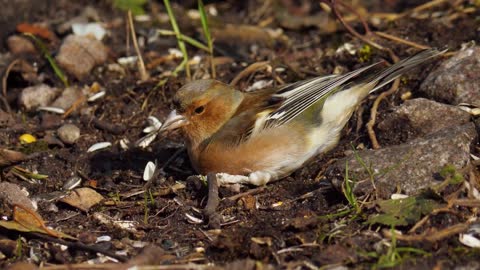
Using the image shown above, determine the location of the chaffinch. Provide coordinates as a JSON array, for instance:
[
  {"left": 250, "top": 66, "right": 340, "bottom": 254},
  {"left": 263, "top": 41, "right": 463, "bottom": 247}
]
[{"left": 160, "top": 49, "right": 443, "bottom": 186}]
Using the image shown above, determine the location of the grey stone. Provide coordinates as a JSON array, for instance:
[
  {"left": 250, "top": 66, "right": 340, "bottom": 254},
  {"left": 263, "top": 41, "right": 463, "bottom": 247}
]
[
  {"left": 7, "top": 35, "right": 36, "bottom": 55},
  {"left": 51, "top": 86, "right": 86, "bottom": 110},
  {"left": 419, "top": 46, "right": 480, "bottom": 106},
  {"left": 0, "top": 182, "right": 36, "bottom": 210},
  {"left": 56, "top": 35, "right": 108, "bottom": 80},
  {"left": 377, "top": 98, "right": 471, "bottom": 145},
  {"left": 328, "top": 123, "right": 477, "bottom": 199},
  {"left": 18, "top": 84, "right": 60, "bottom": 111},
  {"left": 57, "top": 124, "right": 81, "bottom": 144}
]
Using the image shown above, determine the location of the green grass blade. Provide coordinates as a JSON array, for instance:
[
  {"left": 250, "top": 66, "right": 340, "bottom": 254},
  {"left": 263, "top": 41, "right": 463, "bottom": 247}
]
[
  {"left": 24, "top": 33, "right": 69, "bottom": 87},
  {"left": 157, "top": 30, "right": 210, "bottom": 52},
  {"left": 163, "top": 0, "right": 190, "bottom": 78},
  {"left": 198, "top": 0, "right": 216, "bottom": 78},
  {"left": 198, "top": 0, "right": 212, "bottom": 51}
]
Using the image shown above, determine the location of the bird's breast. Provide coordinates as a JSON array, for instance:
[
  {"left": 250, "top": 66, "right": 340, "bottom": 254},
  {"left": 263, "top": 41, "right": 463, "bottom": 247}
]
[{"left": 190, "top": 123, "right": 314, "bottom": 178}]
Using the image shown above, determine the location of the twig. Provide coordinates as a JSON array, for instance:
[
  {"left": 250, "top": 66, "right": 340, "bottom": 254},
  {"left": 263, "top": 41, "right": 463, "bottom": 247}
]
[
  {"left": 62, "top": 95, "right": 86, "bottom": 118},
  {"left": 409, "top": 0, "right": 449, "bottom": 15},
  {"left": 225, "top": 186, "right": 266, "bottom": 201},
  {"left": 31, "top": 233, "right": 128, "bottom": 263},
  {"left": 81, "top": 116, "right": 126, "bottom": 135},
  {"left": 1, "top": 59, "right": 20, "bottom": 113},
  {"left": 375, "top": 31, "right": 431, "bottom": 50},
  {"left": 40, "top": 263, "right": 208, "bottom": 270},
  {"left": 230, "top": 61, "right": 270, "bottom": 87},
  {"left": 320, "top": 0, "right": 407, "bottom": 148},
  {"left": 128, "top": 10, "right": 149, "bottom": 81},
  {"left": 408, "top": 207, "right": 458, "bottom": 234},
  {"left": 366, "top": 78, "right": 400, "bottom": 149},
  {"left": 322, "top": 0, "right": 384, "bottom": 51},
  {"left": 384, "top": 222, "right": 469, "bottom": 242}
]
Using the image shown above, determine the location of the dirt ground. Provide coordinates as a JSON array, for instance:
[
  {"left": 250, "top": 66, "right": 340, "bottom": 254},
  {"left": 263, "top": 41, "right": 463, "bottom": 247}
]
[{"left": 1, "top": 0, "right": 480, "bottom": 269}]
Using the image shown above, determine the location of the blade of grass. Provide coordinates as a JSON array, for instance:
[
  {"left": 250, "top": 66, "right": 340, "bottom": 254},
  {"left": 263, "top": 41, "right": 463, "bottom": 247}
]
[
  {"left": 198, "top": 0, "right": 216, "bottom": 78},
  {"left": 163, "top": 0, "right": 191, "bottom": 79},
  {"left": 24, "top": 33, "right": 68, "bottom": 87},
  {"left": 157, "top": 30, "right": 210, "bottom": 52}
]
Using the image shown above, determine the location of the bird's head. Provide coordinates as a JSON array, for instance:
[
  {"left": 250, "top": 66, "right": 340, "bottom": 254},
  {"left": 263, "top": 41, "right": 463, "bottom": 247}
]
[{"left": 161, "top": 79, "right": 244, "bottom": 147}]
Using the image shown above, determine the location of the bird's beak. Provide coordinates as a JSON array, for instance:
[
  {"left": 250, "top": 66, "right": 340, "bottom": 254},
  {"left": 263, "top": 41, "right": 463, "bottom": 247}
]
[{"left": 160, "top": 110, "right": 189, "bottom": 132}]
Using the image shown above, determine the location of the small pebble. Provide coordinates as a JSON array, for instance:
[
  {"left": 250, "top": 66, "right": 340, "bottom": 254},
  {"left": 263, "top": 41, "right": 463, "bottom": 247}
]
[
  {"left": 56, "top": 35, "right": 108, "bottom": 80},
  {"left": 18, "top": 84, "right": 60, "bottom": 111},
  {"left": 51, "top": 86, "right": 86, "bottom": 110},
  {"left": 7, "top": 35, "right": 36, "bottom": 55},
  {"left": 57, "top": 124, "right": 81, "bottom": 144}
]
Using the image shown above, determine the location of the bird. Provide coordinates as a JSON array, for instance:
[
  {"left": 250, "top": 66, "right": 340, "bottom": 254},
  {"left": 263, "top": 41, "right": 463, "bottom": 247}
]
[{"left": 159, "top": 49, "right": 444, "bottom": 186}]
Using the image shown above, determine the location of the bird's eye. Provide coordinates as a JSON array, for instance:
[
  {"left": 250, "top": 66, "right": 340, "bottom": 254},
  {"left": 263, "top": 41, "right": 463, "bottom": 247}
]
[{"left": 194, "top": 106, "right": 205, "bottom": 114}]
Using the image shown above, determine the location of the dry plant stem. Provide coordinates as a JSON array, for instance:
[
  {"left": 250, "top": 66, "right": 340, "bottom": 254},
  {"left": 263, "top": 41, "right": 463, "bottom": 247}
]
[
  {"left": 408, "top": 207, "right": 458, "bottom": 233},
  {"left": 324, "top": 0, "right": 408, "bottom": 148},
  {"left": 62, "top": 95, "right": 86, "bottom": 118},
  {"left": 366, "top": 79, "right": 400, "bottom": 149},
  {"left": 210, "top": 53, "right": 216, "bottom": 79},
  {"left": 325, "top": 0, "right": 383, "bottom": 51},
  {"left": 40, "top": 263, "right": 207, "bottom": 270},
  {"left": 386, "top": 0, "right": 450, "bottom": 21},
  {"left": 375, "top": 31, "right": 431, "bottom": 50},
  {"left": 1, "top": 59, "right": 20, "bottom": 113},
  {"left": 0, "top": 94, "right": 9, "bottom": 114},
  {"left": 125, "top": 15, "right": 130, "bottom": 56},
  {"left": 384, "top": 222, "right": 469, "bottom": 242},
  {"left": 31, "top": 233, "right": 128, "bottom": 264},
  {"left": 230, "top": 61, "right": 270, "bottom": 87},
  {"left": 225, "top": 186, "right": 266, "bottom": 201},
  {"left": 410, "top": 0, "right": 450, "bottom": 15},
  {"left": 128, "top": 10, "right": 149, "bottom": 81}
]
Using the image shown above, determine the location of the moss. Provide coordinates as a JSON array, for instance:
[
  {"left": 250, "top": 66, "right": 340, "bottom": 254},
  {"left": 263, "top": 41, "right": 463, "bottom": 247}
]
[{"left": 358, "top": 44, "right": 372, "bottom": 62}]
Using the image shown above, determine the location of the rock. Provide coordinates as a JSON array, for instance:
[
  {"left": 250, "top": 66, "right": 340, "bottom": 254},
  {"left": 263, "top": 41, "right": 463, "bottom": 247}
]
[
  {"left": 18, "top": 84, "right": 60, "bottom": 111},
  {"left": 0, "top": 238, "right": 18, "bottom": 257},
  {"left": 0, "top": 110, "right": 14, "bottom": 127},
  {"left": 7, "top": 35, "right": 36, "bottom": 55},
  {"left": 57, "top": 124, "right": 80, "bottom": 144},
  {"left": 56, "top": 35, "right": 108, "bottom": 80},
  {"left": 51, "top": 86, "right": 86, "bottom": 110},
  {"left": 419, "top": 46, "right": 480, "bottom": 106},
  {"left": 377, "top": 98, "right": 471, "bottom": 145},
  {"left": 328, "top": 123, "right": 477, "bottom": 199},
  {"left": 0, "top": 182, "right": 36, "bottom": 210},
  {"left": 40, "top": 113, "right": 62, "bottom": 129}
]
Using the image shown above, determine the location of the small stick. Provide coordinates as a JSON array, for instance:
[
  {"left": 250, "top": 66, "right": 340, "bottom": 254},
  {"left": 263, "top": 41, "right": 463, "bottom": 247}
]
[
  {"left": 375, "top": 31, "right": 431, "bottom": 50},
  {"left": 1, "top": 59, "right": 20, "bottom": 113},
  {"left": 384, "top": 222, "right": 469, "bottom": 242},
  {"left": 366, "top": 78, "right": 400, "bottom": 149},
  {"left": 127, "top": 10, "right": 149, "bottom": 81},
  {"left": 230, "top": 61, "right": 270, "bottom": 87},
  {"left": 225, "top": 186, "right": 266, "bottom": 201}
]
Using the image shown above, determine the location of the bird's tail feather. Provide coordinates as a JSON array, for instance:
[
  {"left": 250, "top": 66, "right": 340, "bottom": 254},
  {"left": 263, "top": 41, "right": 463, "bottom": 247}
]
[{"left": 369, "top": 49, "right": 446, "bottom": 94}]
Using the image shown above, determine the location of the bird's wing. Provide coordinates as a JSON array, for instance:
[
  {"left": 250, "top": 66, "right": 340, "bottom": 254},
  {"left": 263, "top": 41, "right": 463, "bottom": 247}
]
[
  {"left": 262, "top": 62, "right": 381, "bottom": 129},
  {"left": 263, "top": 48, "right": 446, "bottom": 130},
  {"left": 201, "top": 64, "right": 380, "bottom": 148},
  {"left": 199, "top": 88, "right": 283, "bottom": 149}
]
